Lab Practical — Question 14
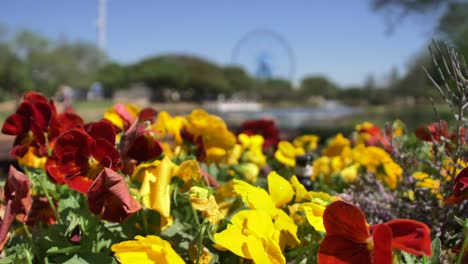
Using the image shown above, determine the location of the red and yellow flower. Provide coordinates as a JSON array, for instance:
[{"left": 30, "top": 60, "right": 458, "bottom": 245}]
[{"left": 45, "top": 121, "right": 121, "bottom": 193}]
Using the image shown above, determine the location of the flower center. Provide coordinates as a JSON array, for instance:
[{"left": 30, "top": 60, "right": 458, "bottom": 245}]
[
  {"left": 366, "top": 237, "right": 374, "bottom": 251},
  {"left": 88, "top": 157, "right": 103, "bottom": 180}
]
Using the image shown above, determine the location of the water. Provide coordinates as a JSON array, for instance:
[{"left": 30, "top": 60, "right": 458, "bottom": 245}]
[{"left": 213, "top": 103, "right": 362, "bottom": 129}]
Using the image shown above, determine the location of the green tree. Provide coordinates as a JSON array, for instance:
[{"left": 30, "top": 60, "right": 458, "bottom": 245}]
[
  {"left": 299, "top": 75, "right": 339, "bottom": 99},
  {"left": 96, "top": 62, "right": 129, "bottom": 98},
  {"left": 0, "top": 43, "right": 33, "bottom": 100},
  {"left": 222, "top": 66, "right": 254, "bottom": 97},
  {"left": 179, "top": 55, "right": 229, "bottom": 102},
  {"left": 257, "top": 78, "right": 294, "bottom": 101},
  {"left": 129, "top": 56, "right": 190, "bottom": 102}
]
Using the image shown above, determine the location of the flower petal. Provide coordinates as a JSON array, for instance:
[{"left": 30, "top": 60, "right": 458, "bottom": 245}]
[
  {"left": 268, "top": 171, "right": 294, "bottom": 207},
  {"left": 233, "top": 179, "right": 276, "bottom": 213},
  {"left": 300, "top": 202, "right": 326, "bottom": 232},
  {"left": 87, "top": 121, "right": 116, "bottom": 144},
  {"left": 213, "top": 224, "right": 249, "bottom": 258},
  {"left": 5, "top": 166, "right": 32, "bottom": 219},
  {"left": 384, "top": 219, "right": 432, "bottom": 256},
  {"left": 323, "top": 201, "right": 370, "bottom": 243},
  {"left": 372, "top": 224, "right": 393, "bottom": 264},
  {"left": 2, "top": 113, "right": 29, "bottom": 135},
  {"left": 87, "top": 168, "right": 142, "bottom": 222},
  {"left": 318, "top": 235, "right": 371, "bottom": 264}
]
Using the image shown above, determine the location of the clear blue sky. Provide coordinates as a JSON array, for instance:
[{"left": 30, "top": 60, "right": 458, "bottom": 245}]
[{"left": 0, "top": 1, "right": 437, "bottom": 87}]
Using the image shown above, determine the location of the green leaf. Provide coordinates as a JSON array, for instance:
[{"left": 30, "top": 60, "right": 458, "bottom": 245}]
[
  {"left": 161, "top": 218, "right": 187, "bottom": 237},
  {"left": 207, "top": 163, "right": 219, "bottom": 178},
  {"left": 429, "top": 237, "right": 441, "bottom": 264},
  {"left": 46, "top": 246, "right": 81, "bottom": 255},
  {"left": 0, "top": 254, "right": 16, "bottom": 264},
  {"left": 401, "top": 251, "right": 416, "bottom": 264},
  {"left": 56, "top": 253, "right": 117, "bottom": 264},
  {"left": 454, "top": 216, "right": 466, "bottom": 227}
]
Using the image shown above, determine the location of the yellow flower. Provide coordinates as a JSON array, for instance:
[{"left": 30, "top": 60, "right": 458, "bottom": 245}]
[
  {"left": 412, "top": 172, "right": 442, "bottom": 200},
  {"left": 132, "top": 157, "right": 176, "bottom": 229},
  {"left": 17, "top": 147, "right": 46, "bottom": 169},
  {"left": 288, "top": 203, "right": 305, "bottom": 225},
  {"left": 355, "top": 121, "right": 375, "bottom": 131},
  {"left": 391, "top": 119, "right": 405, "bottom": 137},
  {"left": 103, "top": 103, "right": 140, "bottom": 130},
  {"left": 174, "top": 159, "right": 201, "bottom": 191},
  {"left": 299, "top": 202, "right": 326, "bottom": 232},
  {"left": 153, "top": 111, "right": 186, "bottom": 145},
  {"left": 308, "top": 191, "right": 340, "bottom": 206},
  {"left": 290, "top": 176, "right": 310, "bottom": 202},
  {"left": 379, "top": 160, "right": 402, "bottom": 189},
  {"left": 225, "top": 144, "right": 243, "bottom": 165},
  {"left": 340, "top": 164, "right": 359, "bottom": 183},
  {"left": 233, "top": 174, "right": 300, "bottom": 248},
  {"left": 237, "top": 162, "right": 260, "bottom": 183},
  {"left": 185, "top": 109, "right": 236, "bottom": 163},
  {"left": 268, "top": 171, "right": 294, "bottom": 208},
  {"left": 189, "top": 186, "right": 224, "bottom": 224},
  {"left": 322, "top": 133, "right": 350, "bottom": 157},
  {"left": 244, "top": 148, "right": 267, "bottom": 167},
  {"left": 312, "top": 156, "right": 331, "bottom": 180},
  {"left": 238, "top": 133, "right": 267, "bottom": 166},
  {"left": 111, "top": 235, "right": 184, "bottom": 264},
  {"left": 440, "top": 158, "right": 468, "bottom": 181},
  {"left": 239, "top": 133, "right": 264, "bottom": 150},
  {"left": 188, "top": 244, "right": 213, "bottom": 264},
  {"left": 206, "top": 147, "right": 227, "bottom": 164},
  {"left": 214, "top": 209, "right": 285, "bottom": 264},
  {"left": 233, "top": 179, "right": 276, "bottom": 214},
  {"left": 274, "top": 141, "right": 305, "bottom": 167},
  {"left": 293, "top": 134, "right": 320, "bottom": 152},
  {"left": 132, "top": 157, "right": 200, "bottom": 230},
  {"left": 352, "top": 145, "right": 402, "bottom": 189}
]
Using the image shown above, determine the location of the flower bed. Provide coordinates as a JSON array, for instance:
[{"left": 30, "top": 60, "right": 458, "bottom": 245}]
[{"left": 0, "top": 46, "right": 467, "bottom": 264}]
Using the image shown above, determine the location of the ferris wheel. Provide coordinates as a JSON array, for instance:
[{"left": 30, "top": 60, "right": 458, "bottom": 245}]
[{"left": 232, "top": 29, "right": 296, "bottom": 81}]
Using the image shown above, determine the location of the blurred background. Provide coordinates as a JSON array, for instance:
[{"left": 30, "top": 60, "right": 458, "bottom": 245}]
[{"left": 0, "top": 0, "right": 463, "bottom": 138}]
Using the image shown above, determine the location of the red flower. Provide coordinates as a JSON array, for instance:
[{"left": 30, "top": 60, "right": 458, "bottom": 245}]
[
  {"left": 415, "top": 121, "right": 449, "bottom": 143},
  {"left": 0, "top": 166, "right": 32, "bottom": 251},
  {"left": 45, "top": 121, "right": 121, "bottom": 193},
  {"left": 445, "top": 167, "right": 468, "bottom": 204},
  {"left": 2, "top": 92, "right": 56, "bottom": 158},
  {"left": 318, "top": 201, "right": 432, "bottom": 264},
  {"left": 2, "top": 92, "right": 85, "bottom": 159},
  {"left": 357, "top": 124, "right": 392, "bottom": 151},
  {"left": 26, "top": 196, "right": 58, "bottom": 226},
  {"left": 241, "top": 119, "right": 279, "bottom": 150},
  {"left": 119, "top": 121, "right": 163, "bottom": 175},
  {"left": 112, "top": 104, "right": 158, "bottom": 131},
  {"left": 87, "top": 168, "right": 142, "bottom": 222}
]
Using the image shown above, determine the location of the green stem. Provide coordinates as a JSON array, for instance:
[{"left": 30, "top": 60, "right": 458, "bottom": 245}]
[
  {"left": 22, "top": 224, "right": 35, "bottom": 253},
  {"left": 141, "top": 208, "right": 149, "bottom": 235},
  {"left": 36, "top": 174, "right": 61, "bottom": 224},
  {"left": 456, "top": 222, "right": 468, "bottom": 264},
  {"left": 196, "top": 224, "right": 207, "bottom": 264},
  {"left": 191, "top": 207, "right": 200, "bottom": 227},
  {"left": 94, "top": 218, "right": 100, "bottom": 253}
]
